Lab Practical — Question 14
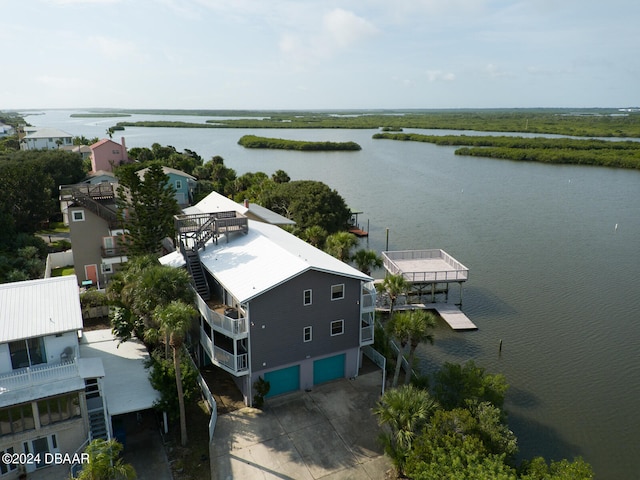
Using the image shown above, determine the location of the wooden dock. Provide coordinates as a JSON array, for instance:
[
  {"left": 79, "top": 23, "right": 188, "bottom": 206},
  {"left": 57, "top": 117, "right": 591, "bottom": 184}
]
[
  {"left": 429, "top": 303, "right": 477, "bottom": 331},
  {"left": 378, "top": 303, "right": 477, "bottom": 331}
]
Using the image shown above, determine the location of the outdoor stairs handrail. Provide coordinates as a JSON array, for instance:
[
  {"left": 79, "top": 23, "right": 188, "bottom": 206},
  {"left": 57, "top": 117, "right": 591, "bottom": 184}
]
[{"left": 60, "top": 184, "right": 119, "bottom": 228}]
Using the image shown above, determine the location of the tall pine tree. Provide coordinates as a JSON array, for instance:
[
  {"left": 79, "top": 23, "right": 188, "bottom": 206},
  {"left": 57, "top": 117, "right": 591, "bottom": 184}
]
[{"left": 117, "top": 163, "right": 179, "bottom": 256}]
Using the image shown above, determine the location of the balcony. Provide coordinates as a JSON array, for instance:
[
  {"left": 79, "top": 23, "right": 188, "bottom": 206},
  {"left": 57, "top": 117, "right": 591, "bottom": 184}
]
[
  {"left": 360, "top": 322, "right": 374, "bottom": 345},
  {"left": 101, "top": 245, "right": 128, "bottom": 258},
  {"left": 199, "top": 327, "right": 249, "bottom": 376},
  {"left": 0, "top": 359, "right": 84, "bottom": 408},
  {"left": 196, "top": 293, "right": 248, "bottom": 339}
]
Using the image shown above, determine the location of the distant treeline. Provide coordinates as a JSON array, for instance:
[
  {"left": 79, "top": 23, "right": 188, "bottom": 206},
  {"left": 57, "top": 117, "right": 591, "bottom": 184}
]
[
  {"left": 373, "top": 133, "right": 640, "bottom": 169},
  {"left": 237, "top": 135, "right": 361, "bottom": 151},
  {"left": 115, "top": 121, "right": 214, "bottom": 128},
  {"left": 70, "top": 113, "right": 131, "bottom": 118},
  {"left": 112, "top": 110, "right": 640, "bottom": 138}
]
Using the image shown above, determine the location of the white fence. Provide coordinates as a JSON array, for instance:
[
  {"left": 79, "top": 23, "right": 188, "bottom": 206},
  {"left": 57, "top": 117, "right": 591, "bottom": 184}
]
[{"left": 44, "top": 250, "right": 74, "bottom": 278}]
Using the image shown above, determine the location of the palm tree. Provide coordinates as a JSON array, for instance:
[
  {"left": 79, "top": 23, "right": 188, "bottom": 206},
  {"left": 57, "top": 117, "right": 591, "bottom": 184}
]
[
  {"left": 387, "top": 312, "right": 412, "bottom": 388},
  {"left": 403, "top": 310, "right": 437, "bottom": 385},
  {"left": 373, "top": 385, "right": 438, "bottom": 476},
  {"left": 377, "top": 274, "right": 409, "bottom": 318},
  {"left": 75, "top": 438, "right": 136, "bottom": 479},
  {"left": 325, "top": 231, "right": 358, "bottom": 262},
  {"left": 352, "top": 248, "right": 383, "bottom": 276},
  {"left": 149, "top": 300, "right": 197, "bottom": 447},
  {"left": 301, "top": 225, "right": 328, "bottom": 248}
]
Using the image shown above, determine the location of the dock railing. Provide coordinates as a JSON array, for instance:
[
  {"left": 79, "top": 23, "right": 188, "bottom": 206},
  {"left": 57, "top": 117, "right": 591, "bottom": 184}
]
[{"left": 382, "top": 249, "right": 469, "bottom": 282}]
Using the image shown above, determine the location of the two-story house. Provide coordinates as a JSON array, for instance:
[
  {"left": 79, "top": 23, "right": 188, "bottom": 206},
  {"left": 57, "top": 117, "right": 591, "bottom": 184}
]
[
  {"left": 20, "top": 127, "right": 73, "bottom": 151},
  {"left": 0, "top": 276, "right": 108, "bottom": 478},
  {"left": 59, "top": 182, "right": 125, "bottom": 288},
  {"left": 136, "top": 166, "right": 197, "bottom": 207},
  {"left": 89, "top": 138, "right": 130, "bottom": 173},
  {"left": 164, "top": 209, "right": 376, "bottom": 405}
]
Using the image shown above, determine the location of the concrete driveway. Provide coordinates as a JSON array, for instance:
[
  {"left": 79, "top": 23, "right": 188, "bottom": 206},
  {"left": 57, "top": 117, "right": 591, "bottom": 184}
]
[{"left": 210, "top": 370, "right": 393, "bottom": 480}]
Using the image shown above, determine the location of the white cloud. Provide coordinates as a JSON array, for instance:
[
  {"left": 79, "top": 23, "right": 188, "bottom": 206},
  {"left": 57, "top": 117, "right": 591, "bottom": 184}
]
[
  {"left": 426, "top": 70, "right": 456, "bottom": 82},
  {"left": 278, "top": 8, "right": 378, "bottom": 65},
  {"left": 322, "top": 8, "right": 379, "bottom": 48}
]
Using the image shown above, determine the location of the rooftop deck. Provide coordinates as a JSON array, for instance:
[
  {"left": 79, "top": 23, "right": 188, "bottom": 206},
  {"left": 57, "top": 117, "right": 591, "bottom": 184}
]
[{"left": 382, "top": 249, "right": 469, "bottom": 283}]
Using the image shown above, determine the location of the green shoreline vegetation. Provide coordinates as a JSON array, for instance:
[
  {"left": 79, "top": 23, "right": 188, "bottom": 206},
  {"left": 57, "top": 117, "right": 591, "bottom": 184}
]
[
  {"left": 373, "top": 133, "right": 640, "bottom": 169},
  {"left": 237, "top": 134, "right": 361, "bottom": 151},
  {"left": 70, "top": 113, "right": 132, "bottom": 118},
  {"left": 112, "top": 109, "right": 640, "bottom": 137}
]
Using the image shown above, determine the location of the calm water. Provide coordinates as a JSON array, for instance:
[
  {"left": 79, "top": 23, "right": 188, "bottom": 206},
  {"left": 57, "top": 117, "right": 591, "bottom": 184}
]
[{"left": 28, "top": 110, "right": 640, "bottom": 479}]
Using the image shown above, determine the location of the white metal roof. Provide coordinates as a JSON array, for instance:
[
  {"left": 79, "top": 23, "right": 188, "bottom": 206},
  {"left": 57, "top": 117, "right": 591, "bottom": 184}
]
[
  {"left": 0, "top": 276, "right": 83, "bottom": 343},
  {"left": 184, "top": 190, "right": 249, "bottom": 216},
  {"left": 136, "top": 166, "right": 196, "bottom": 181},
  {"left": 198, "top": 220, "right": 371, "bottom": 303},
  {"left": 246, "top": 202, "right": 296, "bottom": 226},
  {"left": 23, "top": 127, "right": 72, "bottom": 139},
  {"left": 80, "top": 329, "right": 159, "bottom": 416}
]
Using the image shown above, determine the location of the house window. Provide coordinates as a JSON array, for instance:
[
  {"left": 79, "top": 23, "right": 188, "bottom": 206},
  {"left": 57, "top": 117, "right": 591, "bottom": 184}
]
[
  {"left": 303, "top": 326, "right": 312, "bottom": 342},
  {"left": 101, "top": 263, "right": 113, "bottom": 274},
  {"left": 9, "top": 337, "right": 46, "bottom": 370},
  {"left": 112, "top": 149, "right": 120, "bottom": 154},
  {"left": 0, "top": 404, "right": 35, "bottom": 436},
  {"left": 331, "top": 284, "right": 345, "bottom": 301},
  {"left": 71, "top": 210, "right": 85, "bottom": 222},
  {"left": 331, "top": 320, "right": 344, "bottom": 336},
  {"left": 37, "top": 393, "right": 81, "bottom": 427},
  {"left": 175, "top": 180, "right": 182, "bottom": 189},
  {"left": 0, "top": 447, "right": 17, "bottom": 475},
  {"left": 303, "top": 289, "right": 312, "bottom": 306}
]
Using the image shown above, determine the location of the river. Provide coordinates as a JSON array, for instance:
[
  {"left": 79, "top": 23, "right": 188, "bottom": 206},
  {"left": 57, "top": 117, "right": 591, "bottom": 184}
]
[{"left": 26, "top": 109, "right": 640, "bottom": 479}]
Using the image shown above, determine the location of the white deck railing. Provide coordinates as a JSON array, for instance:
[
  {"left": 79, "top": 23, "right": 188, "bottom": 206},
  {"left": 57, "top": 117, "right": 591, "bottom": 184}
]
[
  {"left": 0, "top": 359, "right": 79, "bottom": 391},
  {"left": 382, "top": 249, "right": 469, "bottom": 282},
  {"left": 196, "top": 293, "right": 248, "bottom": 339},
  {"left": 199, "top": 327, "right": 249, "bottom": 375}
]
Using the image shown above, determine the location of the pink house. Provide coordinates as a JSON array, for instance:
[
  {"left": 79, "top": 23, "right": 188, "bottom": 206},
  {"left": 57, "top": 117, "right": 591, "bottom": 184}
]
[{"left": 90, "top": 137, "right": 130, "bottom": 173}]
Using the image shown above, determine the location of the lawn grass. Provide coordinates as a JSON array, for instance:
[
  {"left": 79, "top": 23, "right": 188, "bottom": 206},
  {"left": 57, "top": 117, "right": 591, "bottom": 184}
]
[
  {"left": 51, "top": 265, "right": 75, "bottom": 277},
  {"left": 38, "top": 221, "right": 69, "bottom": 234}
]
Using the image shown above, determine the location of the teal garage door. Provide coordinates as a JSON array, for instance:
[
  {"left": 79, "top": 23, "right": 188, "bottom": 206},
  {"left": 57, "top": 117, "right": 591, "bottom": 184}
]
[
  {"left": 264, "top": 365, "right": 300, "bottom": 397},
  {"left": 313, "top": 354, "right": 345, "bottom": 385}
]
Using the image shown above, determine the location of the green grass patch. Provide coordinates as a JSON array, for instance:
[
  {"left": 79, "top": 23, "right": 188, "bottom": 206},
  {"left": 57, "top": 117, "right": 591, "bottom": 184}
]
[
  {"left": 51, "top": 266, "right": 75, "bottom": 277},
  {"left": 38, "top": 221, "right": 69, "bottom": 234}
]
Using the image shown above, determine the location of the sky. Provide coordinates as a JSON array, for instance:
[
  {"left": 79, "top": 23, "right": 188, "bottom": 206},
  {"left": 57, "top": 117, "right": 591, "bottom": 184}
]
[{"left": 1, "top": 0, "right": 638, "bottom": 110}]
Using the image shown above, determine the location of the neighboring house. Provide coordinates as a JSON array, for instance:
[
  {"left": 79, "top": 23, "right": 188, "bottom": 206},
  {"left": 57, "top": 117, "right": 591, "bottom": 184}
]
[
  {"left": 163, "top": 206, "right": 375, "bottom": 405},
  {"left": 0, "top": 123, "right": 14, "bottom": 138},
  {"left": 89, "top": 138, "right": 129, "bottom": 173},
  {"left": 82, "top": 170, "right": 117, "bottom": 186},
  {"left": 20, "top": 127, "right": 73, "bottom": 150},
  {"left": 0, "top": 276, "right": 106, "bottom": 478},
  {"left": 59, "top": 182, "right": 126, "bottom": 288},
  {"left": 136, "top": 166, "right": 197, "bottom": 207},
  {"left": 60, "top": 144, "right": 92, "bottom": 160},
  {"left": 0, "top": 277, "right": 159, "bottom": 478},
  {"left": 184, "top": 190, "right": 296, "bottom": 226}
]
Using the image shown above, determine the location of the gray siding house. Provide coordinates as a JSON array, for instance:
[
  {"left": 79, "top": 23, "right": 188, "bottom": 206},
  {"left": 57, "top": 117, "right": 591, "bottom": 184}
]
[
  {"left": 164, "top": 212, "right": 376, "bottom": 405},
  {"left": 59, "top": 183, "right": 126, "bottom": 288}
]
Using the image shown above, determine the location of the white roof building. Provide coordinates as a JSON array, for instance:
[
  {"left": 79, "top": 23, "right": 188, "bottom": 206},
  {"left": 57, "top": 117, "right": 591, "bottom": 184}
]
[{"left": 0, "top": 276, "right": 83, "bottom": 343}]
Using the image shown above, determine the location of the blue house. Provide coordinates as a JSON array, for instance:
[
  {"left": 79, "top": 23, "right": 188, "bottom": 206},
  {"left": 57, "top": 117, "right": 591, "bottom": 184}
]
[{"left": 136, "top": 166, "right": 196, "bottom": 206}]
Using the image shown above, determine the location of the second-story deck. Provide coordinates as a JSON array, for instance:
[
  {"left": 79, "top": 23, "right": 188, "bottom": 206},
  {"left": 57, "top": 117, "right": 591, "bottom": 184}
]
[
  {"left": 0, "top": 356, "right": 104, "bottom": 408},
  {"left": 195, "top": 292, "right": 248, "bottom": 339},
  {"left": 382, "top": 249, "right": 469, "bottom": 283}
]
